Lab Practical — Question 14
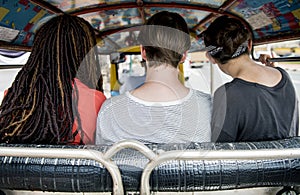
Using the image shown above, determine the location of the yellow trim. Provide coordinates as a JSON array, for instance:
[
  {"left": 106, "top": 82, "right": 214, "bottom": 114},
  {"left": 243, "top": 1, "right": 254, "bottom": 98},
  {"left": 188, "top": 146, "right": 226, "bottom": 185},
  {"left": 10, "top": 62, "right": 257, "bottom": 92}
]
[
  {"left": 110, "top": 63, "right": 120, "bottom": 91},
  {"left": 189, "top": 31, "right": 197, "bottom": 39},
  {"left": 178, "top": 63, "right": 184, "bottom": 84},
  {"left": 0, "top": 7, "right": 9, "bottom": 21},
  {"left": 29, "top": 10, "right": 47, "bottom": 24},
  {"left": 96, "top": 37, "right": 104, "bottom": 46},
  {"left": 118, "top": 45, "right": 140, "bottom": 53}
]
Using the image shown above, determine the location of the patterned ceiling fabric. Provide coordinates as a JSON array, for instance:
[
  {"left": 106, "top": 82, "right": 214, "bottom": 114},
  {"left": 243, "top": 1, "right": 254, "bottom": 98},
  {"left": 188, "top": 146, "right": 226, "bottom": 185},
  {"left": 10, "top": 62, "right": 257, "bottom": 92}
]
[
  {"left": 80, "top": 8, "right": 142, "bottom": 31},
  {"left": 0, "top": 0, "right": 299, "bottom": 52},
  {"left": 0, "top": 1, "right": 52, "bottom": 46},
  {"left": 228, "top": 0, "right": 300, "bottom": 42},
  {"left": 145, "top": 7, "right": 210, "bottom": 29}
]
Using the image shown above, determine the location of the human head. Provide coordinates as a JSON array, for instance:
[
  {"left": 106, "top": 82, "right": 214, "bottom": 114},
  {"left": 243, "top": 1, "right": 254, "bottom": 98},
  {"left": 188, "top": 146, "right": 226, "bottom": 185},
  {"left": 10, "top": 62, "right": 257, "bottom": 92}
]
[
  {"left": 0, "top": 14, "right": 101, "bottom": 144},
  {"left": 138, "top": 11, "right": 191, "bottom": 68},
  {"left": 203, "top": 15, "right": 251, "bottom": 64},
  {"left": 32, "top": 14, "right": 102, "bottom": 91}
]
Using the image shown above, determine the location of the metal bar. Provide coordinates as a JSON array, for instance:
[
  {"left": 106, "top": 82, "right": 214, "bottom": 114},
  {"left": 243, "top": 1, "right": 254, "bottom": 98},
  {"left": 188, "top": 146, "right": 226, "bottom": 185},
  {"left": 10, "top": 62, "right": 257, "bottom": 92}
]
[
  {"left": 0, "top": 147, "right": 124, "bottom": 195},
  {"left": 137, "top": 0, "right": 146, "bottom": 24},
  {"left": 0, "top": 41, "right": 31, "bottom": 52},
  {"left": 140, "top": 148, "right": 300, "bottom": 195},
  {"left": 0, "top": 65, "right": 23, "bottom": 69},
  {"left": 192, "top": 0, "right": 238, "bottom": 31},
  {"left": 192, "top": 14, "right": 216, "bottom": 32},
  {"left": 68, "top": 2, "right": 139, "bottom": 15},
  {"left": 254, "top": 33, "right": 300, "bottom": 46},
  {"left": 218, "top": 0, "right": 239, "bottom": 12},
  {"left": 69, "top": 2, "right": 227, "bottom": 18},
  {"left": 29, "top": 0, "right": 64, "bottom": 14},
  {"left": 253, "top": 57, "right": 300, "bottom": 63},
  {"left": 104, "top": 139, "right": 156, "bottom": 160},
  {"left": 67, "top": 1, "right": 234, "bottom": 31},
  {"left": 267, "top": 57, "right": 300, "bottom": 62}
]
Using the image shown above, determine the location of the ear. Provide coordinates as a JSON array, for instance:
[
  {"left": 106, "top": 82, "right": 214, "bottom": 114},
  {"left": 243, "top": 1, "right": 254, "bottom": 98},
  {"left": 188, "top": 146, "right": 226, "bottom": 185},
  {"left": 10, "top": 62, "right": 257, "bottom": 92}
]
[
  {"left": 180, "top": 51, "right": 188, "bottom": 63},
  {"left": 205, "top": 52, "right": 216, "bottom": 64},
  {"left": 248, "top": 39, "right": 253, "bottom": 52},
  {"left": 140, "top": 45, "right": 147, "bottom": 60}
]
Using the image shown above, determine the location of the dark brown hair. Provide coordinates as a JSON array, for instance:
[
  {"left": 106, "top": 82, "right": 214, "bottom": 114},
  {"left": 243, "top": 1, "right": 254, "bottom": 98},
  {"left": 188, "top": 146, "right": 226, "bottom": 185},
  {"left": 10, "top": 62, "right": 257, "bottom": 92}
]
[
  {"left": 0, "top": 14, "right": 103, "bottom": 144},
  {"left": 138, "top": 11, "right": 191, "bottom": 68},
  {"left": 203, "top": 15, "right": 251, "bottom": 64}
]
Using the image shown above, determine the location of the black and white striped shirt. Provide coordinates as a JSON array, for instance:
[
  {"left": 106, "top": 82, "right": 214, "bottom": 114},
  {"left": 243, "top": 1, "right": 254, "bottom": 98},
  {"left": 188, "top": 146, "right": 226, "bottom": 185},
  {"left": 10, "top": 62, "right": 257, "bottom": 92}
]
[{"left": 96, "top": 89, "right": 212, "bottom": 145}]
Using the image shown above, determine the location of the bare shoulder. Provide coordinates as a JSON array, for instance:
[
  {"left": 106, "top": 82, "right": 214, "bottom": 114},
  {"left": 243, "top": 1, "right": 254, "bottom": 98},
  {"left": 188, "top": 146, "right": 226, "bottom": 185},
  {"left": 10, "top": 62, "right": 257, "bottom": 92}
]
[{"left": 261, "top": 66, "right": 282, "bottom": 87}]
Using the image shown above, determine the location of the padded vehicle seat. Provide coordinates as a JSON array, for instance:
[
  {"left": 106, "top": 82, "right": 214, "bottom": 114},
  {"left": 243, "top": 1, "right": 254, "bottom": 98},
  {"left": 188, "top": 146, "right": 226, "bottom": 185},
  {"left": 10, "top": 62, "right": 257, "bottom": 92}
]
[{"left": 0, "top": 137, "right": 299, "bottom": 193}]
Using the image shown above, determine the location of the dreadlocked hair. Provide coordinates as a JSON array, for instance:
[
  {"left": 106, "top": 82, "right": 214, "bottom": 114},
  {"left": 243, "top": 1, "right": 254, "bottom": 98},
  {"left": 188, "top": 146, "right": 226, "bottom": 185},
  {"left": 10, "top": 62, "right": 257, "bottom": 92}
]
[{"left": 0, "top": 14, "right": 103, "bottom": 144}]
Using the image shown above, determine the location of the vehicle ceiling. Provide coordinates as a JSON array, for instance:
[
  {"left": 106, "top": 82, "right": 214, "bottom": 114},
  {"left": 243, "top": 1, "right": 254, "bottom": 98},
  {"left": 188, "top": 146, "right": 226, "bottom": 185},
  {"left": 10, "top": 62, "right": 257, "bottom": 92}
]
[{"left": 0, "top": 0, "right": 300, "bottom": 54}]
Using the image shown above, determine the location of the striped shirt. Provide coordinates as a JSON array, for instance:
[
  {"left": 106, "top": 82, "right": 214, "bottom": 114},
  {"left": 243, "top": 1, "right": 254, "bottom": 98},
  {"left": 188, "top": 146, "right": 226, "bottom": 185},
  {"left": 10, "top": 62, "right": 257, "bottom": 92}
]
[{"left": 96, "top": 89, "right": 212, "bottom": 145}]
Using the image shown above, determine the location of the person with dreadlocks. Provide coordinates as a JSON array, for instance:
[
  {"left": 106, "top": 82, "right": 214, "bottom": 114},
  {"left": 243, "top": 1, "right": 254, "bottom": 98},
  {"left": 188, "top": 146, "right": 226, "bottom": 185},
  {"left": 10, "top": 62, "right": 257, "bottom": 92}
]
[
  {"left": 202, "top": 15, "right": 298, "bottom": 142},
  {"left": 0, "top": 14, "right": 106, "bottom": 145}
]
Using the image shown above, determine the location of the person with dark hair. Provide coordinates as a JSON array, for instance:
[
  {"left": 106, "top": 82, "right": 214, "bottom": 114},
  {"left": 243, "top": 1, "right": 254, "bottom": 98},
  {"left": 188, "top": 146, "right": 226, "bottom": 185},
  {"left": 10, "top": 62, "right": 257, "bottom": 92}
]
[
  {"left": 203, "top": 15, "right": 298, "bottom": 142},
  {"left": 0, "top": 14, "right": 106, "bottom": 145},
  {"left": 96, "top": 11, "right": 211, "bottom": 144}
]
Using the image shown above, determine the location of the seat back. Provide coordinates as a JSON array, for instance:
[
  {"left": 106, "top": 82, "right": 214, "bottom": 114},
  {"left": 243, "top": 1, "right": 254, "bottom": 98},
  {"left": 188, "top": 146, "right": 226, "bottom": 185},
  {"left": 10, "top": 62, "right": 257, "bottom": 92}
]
[{"left": 0, "top": 137, "right": 299, "bottom": 194}]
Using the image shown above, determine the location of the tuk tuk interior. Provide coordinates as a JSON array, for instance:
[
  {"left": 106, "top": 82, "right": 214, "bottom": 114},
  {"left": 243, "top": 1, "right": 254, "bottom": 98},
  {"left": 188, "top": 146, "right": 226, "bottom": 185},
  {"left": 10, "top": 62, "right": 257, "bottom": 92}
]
[{"left": 0, "top": 0, "right": 300, "bottom": 194}]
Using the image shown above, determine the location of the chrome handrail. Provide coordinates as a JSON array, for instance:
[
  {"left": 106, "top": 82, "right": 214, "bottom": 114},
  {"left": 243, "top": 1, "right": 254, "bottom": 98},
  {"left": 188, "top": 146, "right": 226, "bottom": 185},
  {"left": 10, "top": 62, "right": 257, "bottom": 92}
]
[
  {"left": 0, "top": 147, "right": 124, "bottom": 195},
  {"left": 140, "top": 148, "right": 300, "bottom": 195}
]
